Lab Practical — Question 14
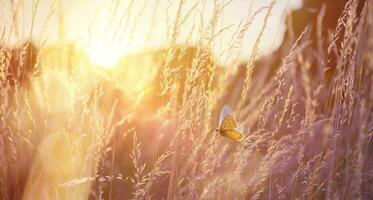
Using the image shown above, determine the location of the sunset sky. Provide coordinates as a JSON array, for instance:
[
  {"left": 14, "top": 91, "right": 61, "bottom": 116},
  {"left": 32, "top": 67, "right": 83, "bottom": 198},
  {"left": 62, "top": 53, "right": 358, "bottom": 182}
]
[{"left": 1, "top": 0, "right": 301, "bottom": 65}]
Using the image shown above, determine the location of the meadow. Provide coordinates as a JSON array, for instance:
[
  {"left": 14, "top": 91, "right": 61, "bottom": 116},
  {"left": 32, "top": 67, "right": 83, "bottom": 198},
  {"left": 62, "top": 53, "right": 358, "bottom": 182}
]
[{"left": 0, "top": 0, "right": 372, "bottom": 199}]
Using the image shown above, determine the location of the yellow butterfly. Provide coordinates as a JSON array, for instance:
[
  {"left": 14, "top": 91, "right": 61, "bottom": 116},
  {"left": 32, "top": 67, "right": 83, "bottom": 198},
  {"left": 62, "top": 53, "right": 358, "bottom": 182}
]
[{"left": 216, "top": 105, "right": 244, "bottom": 141}]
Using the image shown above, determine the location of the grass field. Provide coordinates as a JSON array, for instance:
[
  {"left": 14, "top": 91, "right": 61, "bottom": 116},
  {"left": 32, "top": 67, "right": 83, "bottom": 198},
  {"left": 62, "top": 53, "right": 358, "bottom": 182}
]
[{"left": 0, "top": 0, "right": 372, "bottom": 199}]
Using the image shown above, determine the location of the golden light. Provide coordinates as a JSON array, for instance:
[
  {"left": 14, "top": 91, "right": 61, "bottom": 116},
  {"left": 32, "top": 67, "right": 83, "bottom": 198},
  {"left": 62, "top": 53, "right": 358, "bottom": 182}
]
[
  {"left": 85, "top": 40, "right": 125, "bottom": 68},
  {"left": 79, "top": 3, "right": 129, "bottom": 68}
]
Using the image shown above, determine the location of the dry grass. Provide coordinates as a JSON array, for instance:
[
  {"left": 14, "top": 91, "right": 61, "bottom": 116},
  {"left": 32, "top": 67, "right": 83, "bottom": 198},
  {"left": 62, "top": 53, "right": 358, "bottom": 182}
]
[{"left": 1, "top": 0, "right": 373, "bottom": 199}]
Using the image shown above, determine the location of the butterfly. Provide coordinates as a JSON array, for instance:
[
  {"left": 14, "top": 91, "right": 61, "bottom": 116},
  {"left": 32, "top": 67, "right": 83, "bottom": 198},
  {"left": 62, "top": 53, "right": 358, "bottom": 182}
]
[{"left": 216, "top": 104, "right": 245, "bottom": 141}]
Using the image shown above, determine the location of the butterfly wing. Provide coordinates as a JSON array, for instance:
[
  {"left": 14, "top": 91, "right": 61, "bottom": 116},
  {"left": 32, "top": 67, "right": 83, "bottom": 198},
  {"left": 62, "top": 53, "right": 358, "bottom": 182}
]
[
  {"left": 220, "top": 114, "right": 237, "bottom": 131},
  {"left": 219, "top": 105, "right": 234, "bottom": 128},
  {"left": 221, "top": 129, "right": 244, "bottom": 141},
  {"left": 236, "top": 122, "right": 243, "bottom": 132},
  {"left": 219, "top": 105, "right": 245, "bottom": 141}
]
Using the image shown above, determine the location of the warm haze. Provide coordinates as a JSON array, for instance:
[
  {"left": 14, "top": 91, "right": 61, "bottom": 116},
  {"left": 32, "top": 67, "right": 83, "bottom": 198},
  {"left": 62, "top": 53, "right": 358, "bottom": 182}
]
[{"left": 0, "top": 0, "right": 372, "bottom": 200}]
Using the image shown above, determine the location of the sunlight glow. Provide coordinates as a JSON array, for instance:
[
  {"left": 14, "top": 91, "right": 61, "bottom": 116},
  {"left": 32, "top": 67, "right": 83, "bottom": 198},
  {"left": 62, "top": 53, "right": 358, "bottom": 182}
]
[
  {"left": 85, "top": 41, "right": 124, "bottom": 68},
  {"left": 80, "top": 2, "right": 129, "bottom": 68}
]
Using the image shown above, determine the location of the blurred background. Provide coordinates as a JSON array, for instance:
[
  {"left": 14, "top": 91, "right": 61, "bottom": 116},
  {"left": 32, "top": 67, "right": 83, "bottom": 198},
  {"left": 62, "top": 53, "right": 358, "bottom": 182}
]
[
  {"left": 0, "top": 0, "right": 372, "bottom": 199},
  {"left": 1, "top": 0, "right": 301, "bottom": 64}
]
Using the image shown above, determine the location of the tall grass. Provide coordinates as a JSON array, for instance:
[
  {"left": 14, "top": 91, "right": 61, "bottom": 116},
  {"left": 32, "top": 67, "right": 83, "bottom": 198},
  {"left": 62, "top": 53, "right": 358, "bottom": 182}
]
[{"left": 0, "top": 0, "right": 372, "bottom": 199}]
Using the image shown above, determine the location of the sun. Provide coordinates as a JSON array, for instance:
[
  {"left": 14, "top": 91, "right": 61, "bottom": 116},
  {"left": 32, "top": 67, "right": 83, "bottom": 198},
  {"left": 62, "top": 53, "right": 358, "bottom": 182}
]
[
  {"left": 84, "top": 39, "right": 125, "bottom": 68},
  {"left": 79, "top": 5, "right": 129, "bottom": 68}
]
